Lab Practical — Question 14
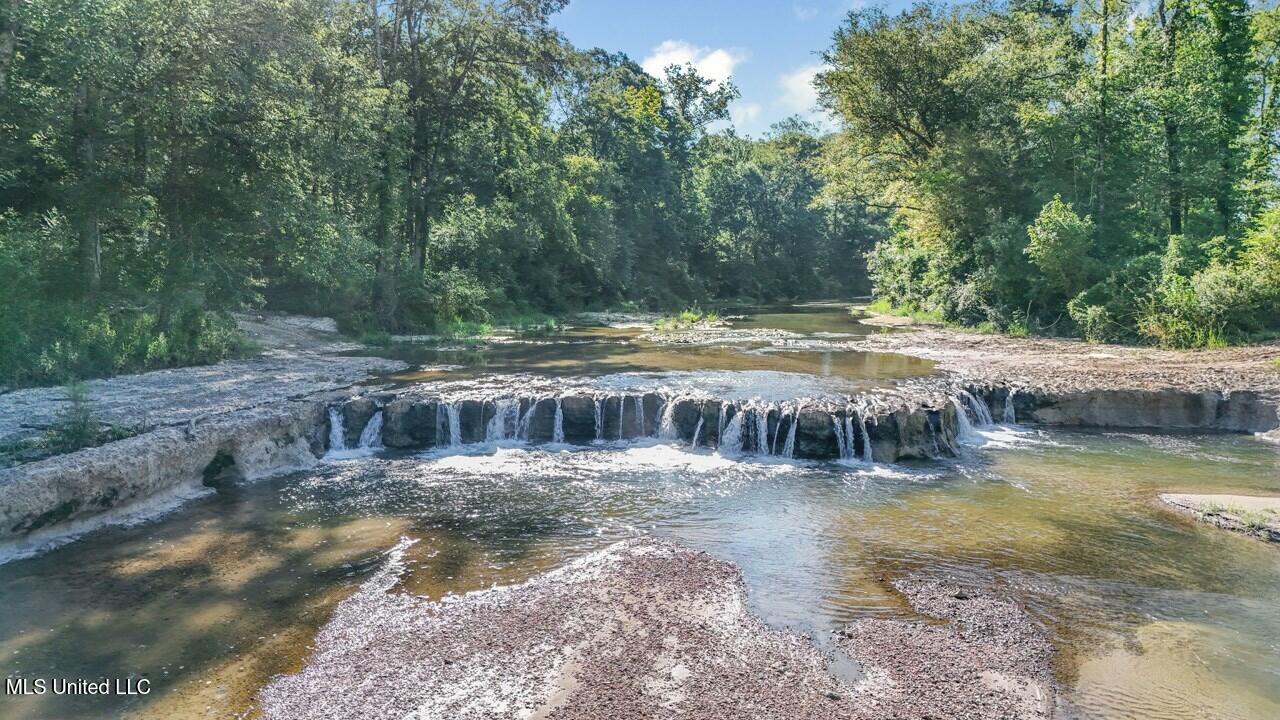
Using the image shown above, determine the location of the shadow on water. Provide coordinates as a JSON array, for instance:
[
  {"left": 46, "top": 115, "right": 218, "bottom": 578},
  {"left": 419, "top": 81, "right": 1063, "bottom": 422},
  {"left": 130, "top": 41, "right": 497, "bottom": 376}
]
[{"left": 1, "top": 304, "right": 1278, "bottom": 719}]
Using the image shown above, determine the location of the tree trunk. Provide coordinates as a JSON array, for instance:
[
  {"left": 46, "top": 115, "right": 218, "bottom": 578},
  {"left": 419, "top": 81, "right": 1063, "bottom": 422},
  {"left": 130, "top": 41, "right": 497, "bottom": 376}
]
[
  {"left": 1095, "top": 0, "right": 1109, "bottom": 227},
  {"left": 75, "top": 81, "right": 102, "bottom": 294},
  {"left": 1158, "top": 0, "right": 1183, "bottom": 236},
  {"left": 0, "top": 0, "right": 17, "bottom": 89}
]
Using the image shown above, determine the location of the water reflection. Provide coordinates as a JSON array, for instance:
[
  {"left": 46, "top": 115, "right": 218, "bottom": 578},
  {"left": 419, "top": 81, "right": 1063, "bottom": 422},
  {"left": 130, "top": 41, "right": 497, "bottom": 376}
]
[{"left": 1, "top": 432, "right": 1278, "bottom": 719}]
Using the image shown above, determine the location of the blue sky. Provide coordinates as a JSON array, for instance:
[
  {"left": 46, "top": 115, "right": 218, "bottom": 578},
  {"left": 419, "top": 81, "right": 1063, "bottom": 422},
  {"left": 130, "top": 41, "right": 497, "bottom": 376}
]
[{"left": 553, "top": 1, "right": 898, "bottom": 136}]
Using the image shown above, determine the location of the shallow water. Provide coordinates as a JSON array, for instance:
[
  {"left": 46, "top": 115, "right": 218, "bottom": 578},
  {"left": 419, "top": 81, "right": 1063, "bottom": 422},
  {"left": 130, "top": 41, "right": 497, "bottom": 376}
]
[
  {"left": 1, "top": 430, "right": 1278, "bottom": 719},
  {"left": 372, "top": 302, "right": 935, "bottom": 387},
  {"left": 2, "top": 304, "right": 1278, "bottom": 719}
]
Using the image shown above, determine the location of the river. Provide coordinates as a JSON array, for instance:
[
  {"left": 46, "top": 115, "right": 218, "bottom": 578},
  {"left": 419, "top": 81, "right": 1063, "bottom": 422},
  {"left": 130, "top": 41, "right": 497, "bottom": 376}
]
[{"left": 1, "top": 304, "right": 1277, "bottom": 719}]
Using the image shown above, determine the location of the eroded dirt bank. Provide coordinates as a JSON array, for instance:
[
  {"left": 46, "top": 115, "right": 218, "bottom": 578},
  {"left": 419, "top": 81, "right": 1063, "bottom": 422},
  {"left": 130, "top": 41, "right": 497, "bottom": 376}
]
[{"left": 259, "top": 537, "right": 1056, "bottom": 720}]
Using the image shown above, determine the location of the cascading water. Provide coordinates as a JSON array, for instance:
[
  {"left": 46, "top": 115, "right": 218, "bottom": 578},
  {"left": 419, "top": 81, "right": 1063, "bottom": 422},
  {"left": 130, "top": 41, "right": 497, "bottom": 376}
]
[
  {"left": 328, "top": 407, "right": 346, "bottom": 453},
  {"left": 593, "top": 397, "right": 604, "bottom": 443},
  {"left": 658, "top": 396, "right": 681, "bottom": 440},
  {"left": 780, "top": 411, "right": 798, "bottom": 458},
  {"left": 1003, "top": 391, "right": 1017, "bottom": 424},
  {"left": 755, "top": 409, "right": 770, "bottom": 455},
  {"left": 357, "top": 410, "right": 384, "bottom": 449},
  {"left": 856, "top": 415, "right": 873, "bottom": 463},
  {"left": 832, "top": 415, "right": 849, "bottom": 459},
  {"left": 517, "top": 399, "right": 538, "bottom": 442},
  {"left": 720, "top": 410, "right": 745, "bottom": 455},
  {"left": 691, "top": 416, "right": 704, "bottom": 449},
  {"left": 717, "top": 404, "right": 726, "bottom": 444},
  {"left": 638, "top": 395, "right": 647, "bottom": 436},
  {"left": 552, "top": 398, "right": 565, "bottom": 444},
  {"left": 617, "top": 397, "right": 626, "bottom": 441},
  {"left": 446, "top": 402, "right": 462, "bottom": 447},
  {"left": 486, "top": 399, "right": 518, "bottom": 442},
  {"left": 959, "top": 390, "right": 994, "bottom": 426},
  {"left": 953, "top": 397, "right": 977, "bottom": 443}
]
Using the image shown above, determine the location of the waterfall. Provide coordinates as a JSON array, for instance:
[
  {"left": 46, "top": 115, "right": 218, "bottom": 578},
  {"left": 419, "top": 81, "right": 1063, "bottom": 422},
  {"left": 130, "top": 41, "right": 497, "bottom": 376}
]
[
  {"left": 755, "top": 409, "right": 770, "bottom": 455},
  {"left": 328, "top": 407, "right": 346, "bottom": 452},
  {"left": 357, "top": 410, "right": 384, "bottom": 449},
  {"left": 658, "top": 396, "right": 680, "bottom": 440},
  {"left": 638, "top": 395, "right": 648, "bottom": 436},
  {"left": 953, "top": 397, "right": 977, "bottom": 442},
  {"left": 832, "top": 415, "right": 849, "bottom": 459},
  {"left": 486, "top": 399, "right": 518, "bottom": 442},
  {"left": 618, "top": 396, "right": 626, "bottom": 441},
  {"left": 781, "top": 413, "right": 798, "bottom": 458},
  {"left": 446, "top": 402, "right": 462, "bottom": 447},
  {"left": 691, "top": 416, "right": 704, "bottom": 449},
  {"left": 593, "top": 397, "right": 604, "bottom": 443},
  {"left": 720, "top": 410, "right": 745, "bottom": 455},
  {"left": 856, "top": 415, "right": 873, "bottom": 463},
  {"left": 717, "top": 405, "right": 726, "bottom": 446},
  {"left": 517, "top": 399, "right": 539, "bottom": 442},
  {"left": 958, "top": 390, "right": 994, "bottom": 426},
  {"left": 1003, "top": 391, "right": 1016, "bottom": 424},
  {"left": 552, "top": 398, "right": 565, "bottom": 444}
]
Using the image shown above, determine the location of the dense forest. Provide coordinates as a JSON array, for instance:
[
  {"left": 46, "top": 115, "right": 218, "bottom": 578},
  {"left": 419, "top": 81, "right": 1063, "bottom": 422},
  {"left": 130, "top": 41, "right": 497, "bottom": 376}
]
[
  {"left": 0, "top": 0, "right": 874, "bottom": 385},
  {"left": 820, "top": 0, "right": 1280, "bottom": 347},
  {"left": 2, "top": 0, "right": 1280, "bottom": 387}
]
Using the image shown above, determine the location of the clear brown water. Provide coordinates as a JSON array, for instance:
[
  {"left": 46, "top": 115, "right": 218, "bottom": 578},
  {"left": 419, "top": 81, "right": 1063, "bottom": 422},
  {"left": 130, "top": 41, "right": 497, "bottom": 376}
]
[
  {"left": 1, "top": 305, "right": 1278, "bottom": 719},
  {"left": 371, "top": 302, "right": 935, "bottom": 387}
]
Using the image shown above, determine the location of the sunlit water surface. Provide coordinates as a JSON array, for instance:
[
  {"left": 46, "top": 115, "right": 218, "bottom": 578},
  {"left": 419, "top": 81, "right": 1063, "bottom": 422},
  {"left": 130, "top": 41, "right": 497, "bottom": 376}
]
[{"left": 1, "top": 429, "right": 1278, "bottom": 719}]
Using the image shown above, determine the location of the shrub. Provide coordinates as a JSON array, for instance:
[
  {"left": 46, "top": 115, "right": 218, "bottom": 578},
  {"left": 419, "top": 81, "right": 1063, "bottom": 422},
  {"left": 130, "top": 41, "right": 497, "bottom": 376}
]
[{"left": 1025, "top": 195, "right": 1097, "bottom": 300}]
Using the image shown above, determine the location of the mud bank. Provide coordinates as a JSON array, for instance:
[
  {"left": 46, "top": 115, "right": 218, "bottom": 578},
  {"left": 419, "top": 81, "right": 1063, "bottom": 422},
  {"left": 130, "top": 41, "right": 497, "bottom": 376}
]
[
  {"left": 259, "top": 538, "right": 1055, "bottom": 720},
  {"left": 1160, "top": 493, "right": 1280, "bottom": 544}
]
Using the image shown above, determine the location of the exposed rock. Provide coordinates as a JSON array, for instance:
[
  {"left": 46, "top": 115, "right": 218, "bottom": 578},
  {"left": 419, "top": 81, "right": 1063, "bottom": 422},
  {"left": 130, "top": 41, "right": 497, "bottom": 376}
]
[
  {"left": 1159, "top": 493, "right": 1280, "bottom": 544},
  {"left": 0, "top": 402, "right": 326, "bottom": 543},
  {"left": 795, "top": 410, "right": 840, "bottom": 458},
  {"left": 258, "top": 538, "right": 866, "bottom": 720},
  {"left": 838, "top": 575, "right": 1057, "bottom": 720},
  {"left": 381, "top": 399, "right": 437, "bottom": 448},
  {"left": 341, "top": 397, "right": 380, "bottom": 448}
]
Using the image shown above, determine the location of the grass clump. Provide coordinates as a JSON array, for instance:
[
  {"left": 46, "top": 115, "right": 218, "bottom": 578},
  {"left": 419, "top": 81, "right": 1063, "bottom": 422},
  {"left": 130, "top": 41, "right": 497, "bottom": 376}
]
[
  {"left": 861, "top": 298, "right": 945, "bottom": 324},
  {"left": 654, "top": 309, "right": 720, "bottom": 333},
  {"left": 358, "top": 330, "right": 394, "bottom": 347},
  {"left": 1, "top": 382, "right": 139, "bottom": 466}
]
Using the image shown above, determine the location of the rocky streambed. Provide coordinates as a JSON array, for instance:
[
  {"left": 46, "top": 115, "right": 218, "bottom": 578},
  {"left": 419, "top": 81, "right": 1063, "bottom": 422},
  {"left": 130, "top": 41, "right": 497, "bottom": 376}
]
[
  {"left": 2, "top": 305, "right": 1279, "bottom": 719},
  {"left": 259, "top": 537, "right": 1056, "bottom": 720}
]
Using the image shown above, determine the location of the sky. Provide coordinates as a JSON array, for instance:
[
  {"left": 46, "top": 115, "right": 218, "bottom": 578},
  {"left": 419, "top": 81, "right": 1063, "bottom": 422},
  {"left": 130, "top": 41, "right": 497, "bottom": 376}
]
[{"left": 552, "top": 1, "right": 891, "bottom": 136}]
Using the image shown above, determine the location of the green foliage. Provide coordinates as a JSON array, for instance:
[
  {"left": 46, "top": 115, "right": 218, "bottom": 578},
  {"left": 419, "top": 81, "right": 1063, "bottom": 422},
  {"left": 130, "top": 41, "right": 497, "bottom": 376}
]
[
  {"left": 821, "top": 1, "right": 1280, "bottom": 347},
  {"left": 358, "top": 331, "right": 393, "bottom": 347},
  {"left": 1025, "top": 197, "right": 1097, "bottom": 301},
  {"left": 654, "top": 309, "right": 720, "bottom": 333}
]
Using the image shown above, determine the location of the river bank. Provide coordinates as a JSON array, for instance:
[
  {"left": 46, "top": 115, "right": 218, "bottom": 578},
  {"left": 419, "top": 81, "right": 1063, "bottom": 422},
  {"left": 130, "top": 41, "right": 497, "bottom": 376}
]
[{"left": 1, "top": 303, "right": 1278, "bottom": 719}]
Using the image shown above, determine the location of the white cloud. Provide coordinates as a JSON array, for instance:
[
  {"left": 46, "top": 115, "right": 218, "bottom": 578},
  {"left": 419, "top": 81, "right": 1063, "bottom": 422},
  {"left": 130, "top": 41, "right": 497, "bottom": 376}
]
[
  {"left": 641, "top": 40, "right": 745, "bottom": 89},
  {"left": 793, "top": 5, "right": 819, "bottom": 21},
  {"left": 731, "top": 102, "right": 763, "bottom": 129},
  {"left": 778, "top": 64, "right": 822, "bottom": 113}
]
